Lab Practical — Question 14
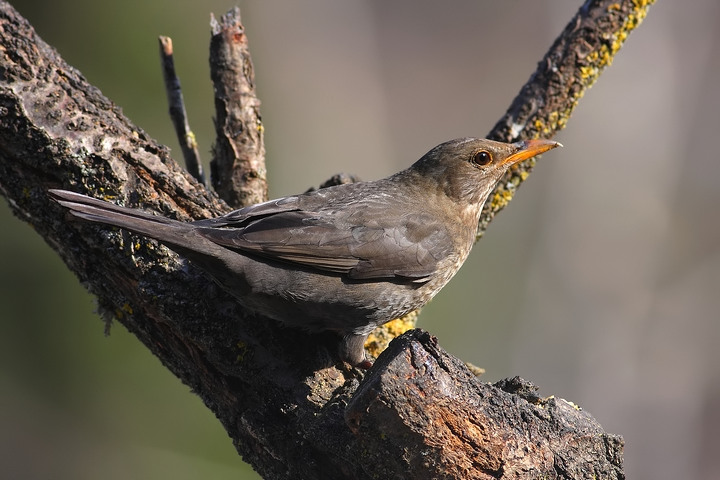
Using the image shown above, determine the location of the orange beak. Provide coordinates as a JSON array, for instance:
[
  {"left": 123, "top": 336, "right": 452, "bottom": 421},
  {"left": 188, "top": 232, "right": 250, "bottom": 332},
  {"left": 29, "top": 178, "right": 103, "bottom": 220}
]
[{"left": 502, "top": 139, "right": 562, "bottom": 166}]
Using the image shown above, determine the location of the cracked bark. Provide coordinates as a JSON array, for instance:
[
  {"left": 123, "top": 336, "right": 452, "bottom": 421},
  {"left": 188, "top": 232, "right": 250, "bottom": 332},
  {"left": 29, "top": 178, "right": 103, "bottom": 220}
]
[
  {"left": 0, "top": 1, "right": 653, "bottom": 478},
  {"left": 209, "top": 6, "right": 267, "bottom": 209}
]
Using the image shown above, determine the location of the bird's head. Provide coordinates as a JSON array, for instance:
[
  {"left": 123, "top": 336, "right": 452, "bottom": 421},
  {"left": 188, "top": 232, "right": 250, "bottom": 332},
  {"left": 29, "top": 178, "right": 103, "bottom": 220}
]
[{"left": 408, "top": 137, "right": 561, "bottom": 207}]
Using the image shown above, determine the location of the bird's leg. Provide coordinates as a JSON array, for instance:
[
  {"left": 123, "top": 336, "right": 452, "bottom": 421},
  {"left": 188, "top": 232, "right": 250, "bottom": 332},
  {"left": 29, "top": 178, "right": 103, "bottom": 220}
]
[{"left": 339, "top": 332, "right": 373, "bottom": 369}]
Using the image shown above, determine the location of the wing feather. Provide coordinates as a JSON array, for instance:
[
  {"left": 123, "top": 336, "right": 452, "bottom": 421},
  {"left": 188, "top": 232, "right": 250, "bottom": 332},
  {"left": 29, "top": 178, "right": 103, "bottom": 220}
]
[{"left": 192, "top": 188, "right": 451, "bottom": 282}]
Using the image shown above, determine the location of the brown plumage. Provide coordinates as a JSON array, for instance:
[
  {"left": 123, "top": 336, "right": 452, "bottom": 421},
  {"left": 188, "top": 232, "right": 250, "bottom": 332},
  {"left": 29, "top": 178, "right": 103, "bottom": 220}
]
[{"left": 49, "top": 137, "right": 561, "bottom": 366}]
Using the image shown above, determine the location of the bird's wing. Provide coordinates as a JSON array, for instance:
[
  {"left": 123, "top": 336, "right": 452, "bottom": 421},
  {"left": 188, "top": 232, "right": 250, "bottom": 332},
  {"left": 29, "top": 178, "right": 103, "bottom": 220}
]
[
  {"left": 191, "top": 196, "right": 303, "bottom": 227},
  {"left": 192, "top": 196, "right": 451, "bottom": 282}
]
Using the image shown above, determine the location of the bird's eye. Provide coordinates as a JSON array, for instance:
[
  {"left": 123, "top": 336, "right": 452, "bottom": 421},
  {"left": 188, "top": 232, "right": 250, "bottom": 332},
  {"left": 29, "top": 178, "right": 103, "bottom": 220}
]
[{"left": 471, "top": 150, "right": 492, "bottom": 166}]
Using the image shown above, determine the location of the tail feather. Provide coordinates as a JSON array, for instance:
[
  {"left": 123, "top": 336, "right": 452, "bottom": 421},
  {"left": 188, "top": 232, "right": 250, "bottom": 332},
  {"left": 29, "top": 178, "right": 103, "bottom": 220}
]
[
  {"left": 48, "top": 189, "right": 195, "bottom": 248},
  {"left": 49, "top": 190, "right": 250, "bottom": 292}
]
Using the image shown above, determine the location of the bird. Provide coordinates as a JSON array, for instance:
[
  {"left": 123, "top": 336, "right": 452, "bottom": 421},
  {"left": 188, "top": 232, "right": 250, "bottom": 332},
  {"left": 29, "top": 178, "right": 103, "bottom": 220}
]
[{"left": 49, "top": 137, "right": 561, "bottom": 367}]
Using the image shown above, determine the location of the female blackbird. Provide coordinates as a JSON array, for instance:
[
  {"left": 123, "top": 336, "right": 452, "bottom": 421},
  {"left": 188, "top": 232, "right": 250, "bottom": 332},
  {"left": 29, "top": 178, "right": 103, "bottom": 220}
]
[{"left": 50, "top": 137, "right": 560, "bottom": 366}]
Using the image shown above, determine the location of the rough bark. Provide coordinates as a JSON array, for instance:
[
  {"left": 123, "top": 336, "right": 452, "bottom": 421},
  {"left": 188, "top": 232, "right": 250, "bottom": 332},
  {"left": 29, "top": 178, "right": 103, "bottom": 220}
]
[
  {"left": 0, "top": 1, "right": 653, "bottom": 478},
  {"left": 209, "top": 6, "right": 267, "bottom": 208}
]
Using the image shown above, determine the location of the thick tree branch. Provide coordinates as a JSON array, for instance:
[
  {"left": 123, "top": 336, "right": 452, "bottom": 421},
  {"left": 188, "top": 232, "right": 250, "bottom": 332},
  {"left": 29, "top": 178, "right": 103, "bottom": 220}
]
[
  {"left": 209, "top": 6, "right": 267, "bottom": 208},
  {"left": 0, "top": 1, "right": 652, "bottom": 478}
]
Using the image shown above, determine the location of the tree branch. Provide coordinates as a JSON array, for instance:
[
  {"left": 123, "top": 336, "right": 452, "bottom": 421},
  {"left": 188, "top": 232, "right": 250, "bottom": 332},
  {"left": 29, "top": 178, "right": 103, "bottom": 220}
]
[
  {"left": 209, "top": 6, "right": 267, "bottom": 208},
  {"left": 158, "top": 35, "right": 205, "bottom": 185},
  {"left": 0, "top": 1, "right": 652, "bottom": 478},
  {"left": 480, "top": 0, "right": 654, "bottom": 236}
]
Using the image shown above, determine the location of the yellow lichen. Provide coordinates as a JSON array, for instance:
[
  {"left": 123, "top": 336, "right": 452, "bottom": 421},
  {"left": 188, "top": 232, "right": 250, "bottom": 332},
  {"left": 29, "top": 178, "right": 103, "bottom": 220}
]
[
  {"left": 577, "top": 0, "right": 654, "bottom": 97},
  {"left": 235, "top": 340, "right": 250, "bottom": 363},
  {"left": 566, "top": 400, "right": 582, "bottom": 411},
  {"left": 481, "top": 0, "right": 654, "bottom": 236},
  {"left": 113, "top": 302, "right": 133, "bottom": 320},
  {"left": 185, "top": 131, "right": 198, "bottom": 149},
  {"left": 364, "top": 311, "right": 418, "bottom": 359},
  {"left": 489, "top": 189, "right": 514, "bottom": 212}
]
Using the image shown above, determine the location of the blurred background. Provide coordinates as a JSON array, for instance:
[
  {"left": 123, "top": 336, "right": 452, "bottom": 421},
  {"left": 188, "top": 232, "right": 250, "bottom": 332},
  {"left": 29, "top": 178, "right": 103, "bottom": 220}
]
[{"left": 2, "top": 1, "right": 719, "bottom": 479}]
